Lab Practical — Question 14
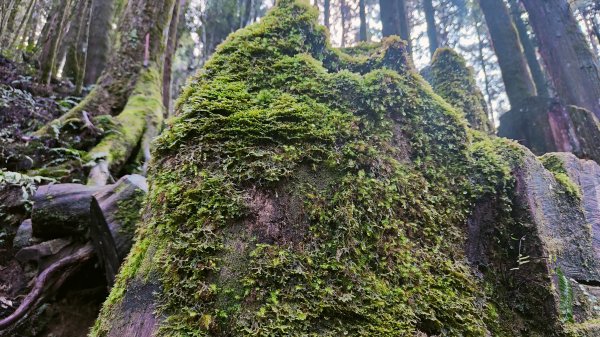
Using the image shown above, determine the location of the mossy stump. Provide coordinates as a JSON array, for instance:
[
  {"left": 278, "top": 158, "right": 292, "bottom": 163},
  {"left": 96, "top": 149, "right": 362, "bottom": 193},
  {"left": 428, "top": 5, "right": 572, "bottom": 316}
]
[{"left": 92, "top": 1, "right": 600, "bottom": 336}]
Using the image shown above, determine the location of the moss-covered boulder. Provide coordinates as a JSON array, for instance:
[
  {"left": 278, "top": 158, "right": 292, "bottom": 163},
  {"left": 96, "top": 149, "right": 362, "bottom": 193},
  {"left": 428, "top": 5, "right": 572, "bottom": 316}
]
[
  {"left": 92, "top": 1, "right": 600, "bottom": 336},
  {"left": 423, "top": 48, "right": 495, "bottom": 134}
]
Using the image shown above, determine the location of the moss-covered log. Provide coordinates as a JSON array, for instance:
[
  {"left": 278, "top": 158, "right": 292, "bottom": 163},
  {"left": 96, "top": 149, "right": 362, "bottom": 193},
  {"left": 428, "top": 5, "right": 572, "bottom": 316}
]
[{"left": 92, "top": 1, "right": 600, "bottom": 336}]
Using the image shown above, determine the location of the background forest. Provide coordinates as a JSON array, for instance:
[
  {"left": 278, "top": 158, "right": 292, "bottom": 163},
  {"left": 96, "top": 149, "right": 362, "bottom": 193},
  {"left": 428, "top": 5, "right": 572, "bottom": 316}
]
[
  {"left": 1, "top": 0, "right": 600, "bottom": 336},
  {"left": 1, "top": 0, "right": 599, "bottom": 119}
]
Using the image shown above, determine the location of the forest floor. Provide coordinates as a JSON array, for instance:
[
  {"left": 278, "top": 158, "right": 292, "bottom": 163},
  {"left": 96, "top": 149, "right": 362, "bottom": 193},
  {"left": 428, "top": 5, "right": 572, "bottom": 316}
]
[{"left": 0, "top": 56, "right": 105, "bottom": 337}]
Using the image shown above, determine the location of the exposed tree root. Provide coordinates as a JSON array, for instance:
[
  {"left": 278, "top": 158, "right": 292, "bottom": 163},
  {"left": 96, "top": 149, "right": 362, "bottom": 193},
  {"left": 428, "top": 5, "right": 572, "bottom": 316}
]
[
  {"left": 86, "top": 66, "right": 164, "bottom": 186},
  {"left": 0, "top": 243, "right": 94, "bottom": 330}
]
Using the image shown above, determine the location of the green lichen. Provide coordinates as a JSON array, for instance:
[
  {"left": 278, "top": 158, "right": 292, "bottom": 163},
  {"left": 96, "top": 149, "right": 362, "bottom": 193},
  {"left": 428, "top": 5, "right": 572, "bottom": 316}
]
[
  {"left": 540, "top": 154, "right": 582, "bottom": 200},
  {"left": 92, "top": 1, "right": 565, "bottom": 336},
  {"left": 424, "top": 48, "right": 495, "bottom": 134}
]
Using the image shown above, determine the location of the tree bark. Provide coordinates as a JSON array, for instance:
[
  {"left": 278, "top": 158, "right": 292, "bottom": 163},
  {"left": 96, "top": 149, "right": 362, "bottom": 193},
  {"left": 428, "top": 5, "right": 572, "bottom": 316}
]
[
  {"left": 521, "top": 0, "right": 600, "bottom": 118},
  {"left": 90, "top": 174, "right": 147, "bottom": 285},
  {"left": 31, "top": 183, "right": 105, "bottom": 238},
  {"left": 324, "top": 0, "right": 330, "bottom": 29},
  {"left": 340, "top": 0, "right": 348, "bottom": 47},
  {"left": 380, "top": 0, "right": 411, "bottom": 52},
  {"left": 507, "top": 0, "right": 549, "bottom": 97},
  {"left": 359, "top": 0, "right": 367, "bottom": 42},
  {"left": 423, "top": 0, "right": 438, "bottom": 58},
  {"left": 83, "top": 0, "right": 116, "bottom": 86},
  {"left": 478, "top": 0, "right": 536, "bottom": 108},
  {"left": 163, "top": 0, "right": 185, "bottom": 114}
]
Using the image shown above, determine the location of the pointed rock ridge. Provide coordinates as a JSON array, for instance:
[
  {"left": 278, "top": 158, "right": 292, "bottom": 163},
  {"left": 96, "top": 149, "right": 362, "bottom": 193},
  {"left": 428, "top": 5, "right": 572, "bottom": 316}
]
[
  {"left": 423, "top": 48, "right": 495, "bottom": 134},
  {"left": 92, "top": 1, "right": 600, "bottom": 336}
]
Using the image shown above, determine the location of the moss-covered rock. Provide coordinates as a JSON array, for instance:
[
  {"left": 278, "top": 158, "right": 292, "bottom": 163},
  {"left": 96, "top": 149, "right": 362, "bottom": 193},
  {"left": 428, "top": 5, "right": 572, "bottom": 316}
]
[
  {"left": 423, "top": 48, "right": 495, "bottom": 134},
  {"left": 92, "top": 1, "right": 600, "bottom": 336}
]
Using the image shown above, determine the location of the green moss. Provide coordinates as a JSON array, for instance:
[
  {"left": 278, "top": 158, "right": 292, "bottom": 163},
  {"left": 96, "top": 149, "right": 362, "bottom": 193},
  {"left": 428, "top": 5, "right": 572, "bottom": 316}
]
[
  {"left": 84, "top": 67, "right": 164, "bottom": 178},
  {"left": 114, "top": 188, "right": 145, "bottom": 235},
  {"left": 93, "top": 1, "right": 563, "bottom": 336},
  {"left": 540, "top": 154, "right": 582, "bottom": 200},
  {"left": 425, "top": 48, "right": 495, "bottom": 134}
]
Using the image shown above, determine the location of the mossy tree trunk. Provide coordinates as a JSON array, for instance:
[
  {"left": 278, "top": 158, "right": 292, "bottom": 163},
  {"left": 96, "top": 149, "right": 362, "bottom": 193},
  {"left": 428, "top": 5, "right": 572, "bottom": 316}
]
[
  {"left": 521, "top": 0, "right": 600, "bottom": 119},
  {"left": 0, "top": 0, "right": 22, "bottom": 44},
  {"left": 38, "top": 0, "right": 174, "bottom": 127},
  {"left": 24, "top": 0, "right": 176, "bottom": 186},
  {"left": 507, "top": 0, "right": 549, "bottom": 97},
  {"left": 478, "top": 0, "right": 537, "bottom": 108},
  {"left": 36, "top": 0, "right": 73, "bottom": 85},
  {"left": 91, "top": 1, "right": 600, "bottom": 336},
  {"left": 9, "top": 0, "right": 36, "bottom": 49}
]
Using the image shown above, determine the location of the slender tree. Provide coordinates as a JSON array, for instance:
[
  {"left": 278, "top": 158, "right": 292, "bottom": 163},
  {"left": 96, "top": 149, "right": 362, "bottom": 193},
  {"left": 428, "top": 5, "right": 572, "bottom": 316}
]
[
  {"left": 359, "top": 0, "right": 367, "bottom": 41},
  {"left": 36, "top": 0, "right": 73, "bottom": 85},
  {"left": 62, "top": 0, "right": 91, "bottom": 94},
  {"left": 163, "top": 0, "right": 186, "bottom": 114},
  {"left": 9, "top": 0, "right": 37, "bottom": 48},
  {"left": 521, "top": 0, "right": 600, "bottom": 118},
  {"left": 423, "top": 0, "right": 439, "bottom": 57},
  {"left": 324, "top": 0, "right": 330, "bottom": 29},
  {"left": 478, "top": 0, "right": 536, "bottom": 108}
]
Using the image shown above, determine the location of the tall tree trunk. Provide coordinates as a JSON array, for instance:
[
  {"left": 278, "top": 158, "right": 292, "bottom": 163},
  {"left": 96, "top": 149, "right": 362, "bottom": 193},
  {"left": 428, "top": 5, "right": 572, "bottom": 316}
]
[
  {"left": 380, "top": 0, "right": 411, "bottom": 52},
  {"left": 10, "top": 0, "right": 37, "bottom": 49},
  {"left": 521, "top": 0, "right": 600, "bottom": 118},
  {"left": 0, "top": 0, "right": 22, "bottom": 44},
  {"left": 32, "top": 0, "right": 176, "bottom": 186},
  {"left": 423, "top": 0, "right": 438, "bottom": 58},
  {"left": 36, "top": 0, "right": 73, "bottom": 85},
  {"left": 83, "top": 0, "right": 116, "bottom": 86},
  {"left": 478, "top": 0, "right": 536, "bottom": 108},
  {"left": 38, "top": 0, "right": 175, "bottom": 131},
  {"left": 340, "top": 0, "right": 347, "bottom": 47},
  {"left": 474, "top": 17, "right": 495, "bottom": 122},
  {"left": 63, "top": 0, "right": 91, "bottom": 94},
  {"left": 163, "top": 0, "right": 185, "bottom": 114},
  {"left": 359, "top": 0, "right": 367, "bottom": 41},
  {"left": 324, "top": 0, "right": 330, "bottom": 29},
  {"left": 241, "top": 0, "right": 252, "bottom": 28},
  {"left": 26, "top": 2, "right": 39, "bottom": 47},
  {"left": 507, "top": 0, "right": 549, "bottom": 97}
]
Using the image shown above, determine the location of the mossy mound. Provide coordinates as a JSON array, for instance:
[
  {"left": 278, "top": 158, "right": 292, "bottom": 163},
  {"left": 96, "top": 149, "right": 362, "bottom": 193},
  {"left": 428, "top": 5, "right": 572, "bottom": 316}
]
[
  {"left": 424, "top": 48, "right": 495, "bottom": 134},
  {"left": 92, "top": 1, "right": 596, "bottom": 336}
]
